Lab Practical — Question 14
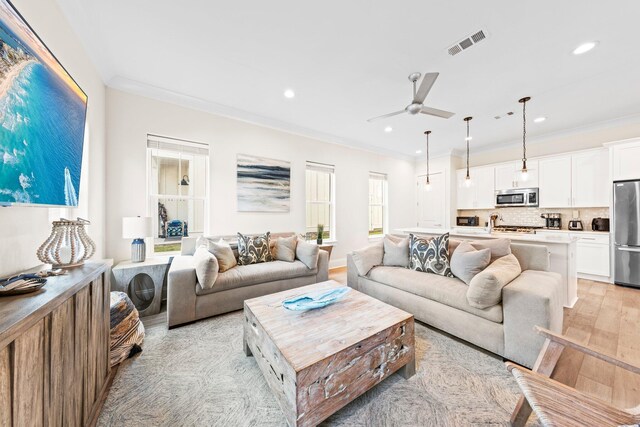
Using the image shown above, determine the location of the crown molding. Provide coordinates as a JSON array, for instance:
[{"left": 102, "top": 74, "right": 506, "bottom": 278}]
[{"left": 107, "top": 75, "right": 415, "bottom": 162}]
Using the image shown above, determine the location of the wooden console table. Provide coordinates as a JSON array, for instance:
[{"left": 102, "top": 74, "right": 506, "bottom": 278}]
[{"left": 0, "top": 261, "right": 113, "bottom": 426}]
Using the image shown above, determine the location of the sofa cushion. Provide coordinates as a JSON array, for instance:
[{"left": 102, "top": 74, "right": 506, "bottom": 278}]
[
  {"left": 383, "top": 235, "right": 409, "bottom": 267},
  {"left": 273, "top": 235, "right": 297, "bottom": 262},
  {"left": 196, "top": 260, "right": 316, "bottom": 295},
  {"left": 193, "top": 247, "right": 219, "bottom": 289},
  {"left": 470, "top": 238, "right": 512, "bottom": 262},
  {"left": 450, "top": 241, "right": 491, "bottom": 285},
  {"left": 409, "top": 233, "right": 454, "bottom": 277},
  {"left": 467, "top": 254, "right": 522, "bottom": 309},
  {"left": 206, "top": 239, "right": 237, "bottom": 272},
  {"left": 238, "top": 232, "right": 272, "bottom": 265},
  {"left": 352, "top": 241, "right": 384, "bottom": 276},
  {"left": 296, "top": 240, "right": 320, "bottom": 269},
  {"left": 368, "top": 266, "right": 503, "bottom": 323}
]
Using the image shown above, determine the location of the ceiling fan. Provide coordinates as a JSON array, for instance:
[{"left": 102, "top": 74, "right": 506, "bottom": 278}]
[{"left": 367, "top": 72, "right": 455, "bottom": 122}]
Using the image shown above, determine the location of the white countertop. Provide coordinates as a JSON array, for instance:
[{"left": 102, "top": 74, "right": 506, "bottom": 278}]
[{"left": 395, "top": 227, "right": 579, "bottom": 244}]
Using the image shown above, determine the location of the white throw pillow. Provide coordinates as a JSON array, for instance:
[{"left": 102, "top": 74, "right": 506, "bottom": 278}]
[
  {"left": 470, "top": 238, "right": 512, "bottom": 262},
  {"left": 193, "top": 246, "right": 219, "bottom": 289},
  {"left": 274, "top": 235, "right": 298, "bottom": 262},
  {"left": 296, "top": 240, "right": 319, "bottom": 269},
  {"left": 467, "top": 254, "right": 522, "bottom": 309},
  {"left": 351, "top": 241, "right": 384, "bottom": 276},
  {"left": 206, "top": 239, "right": 237, "bottom": 272},
  {"left": 383, "top": 235, "right": 410, "bottom": 268},
  {"left": 450, "top": 241, "right": 491, "bottom": 285}
]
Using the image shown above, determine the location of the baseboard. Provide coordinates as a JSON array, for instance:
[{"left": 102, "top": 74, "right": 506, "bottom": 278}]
[
  {"left": 329, "top": 258, "right": 346, "bottom": 269},
  {"left": 577, "top": 273, "right": 613, "bottom": 284},
  {"left": 87, "top": 364, "right": 119, "bottom": 427}
]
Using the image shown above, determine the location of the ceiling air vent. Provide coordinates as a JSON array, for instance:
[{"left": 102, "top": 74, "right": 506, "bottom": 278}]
[{"left": 448, "top": 29, "right": 489, "bottom": 56}]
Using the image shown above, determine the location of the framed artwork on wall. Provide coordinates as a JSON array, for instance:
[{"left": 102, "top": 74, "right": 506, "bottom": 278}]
[{"left": 237, "top": 154, "right": 290, "bottom": 212}]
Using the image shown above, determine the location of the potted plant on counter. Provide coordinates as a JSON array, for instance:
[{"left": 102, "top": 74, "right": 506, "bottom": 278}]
[{"left": 317, "top": 224, "right": 324, "bottom": 245}]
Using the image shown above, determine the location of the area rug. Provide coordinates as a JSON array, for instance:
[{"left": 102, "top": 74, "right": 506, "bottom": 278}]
[{"left": 98, "top": 311, "right": 540, "bottom": 426}]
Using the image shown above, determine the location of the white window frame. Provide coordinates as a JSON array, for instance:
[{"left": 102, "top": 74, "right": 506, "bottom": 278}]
[
  {"left": 146, "top": 134, "right": 210, "bottom": 255},
  {"left": 305, "top": 161, "right": 336, "bottom": 242},
  {"left": 368, "top": 172, "right": 388, "bottom": 237}
]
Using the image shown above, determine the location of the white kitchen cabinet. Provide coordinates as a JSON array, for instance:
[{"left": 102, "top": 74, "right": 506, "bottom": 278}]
[
  {"left": 572, "top": 149, "right": 609, "bottom": 207},
  {"left": 456, "top": 169, "right": 475, "bottom": 210},
  {"left": 537, "top": 230, "right": 611, "bottom": 279},
  {"left": 571, "top": 233, "right": 610, "bottom": 277},
  {"left": 456, "top": 166, "right": 494, "bottom": 209},
  {"left": 539, "top": 155, "right": 572, "bottom": 208},
  {"left": 494, "top": 161, "right": 538, "bottom": 190},
  {"left": 610, "top": 138, "right": 640, "bottom": 181}
]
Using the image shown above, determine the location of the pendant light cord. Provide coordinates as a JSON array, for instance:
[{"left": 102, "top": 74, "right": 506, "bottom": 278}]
[
  {"left": 466, "top": 119, "right": 470, "bottom": 178},
  {"left": 426, "top": 132, "right": 430, "bottom": 181},
  {"left": 522, "top": 99, "right": 527, "bottom": 164}
]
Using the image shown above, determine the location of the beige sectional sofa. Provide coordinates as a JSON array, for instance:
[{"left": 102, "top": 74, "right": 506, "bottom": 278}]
[
  {"left": 347, "top": 238, "right": 563, "bottom": 368},
  {"left": 168, "top": 233, "right": 329, "bottom": 328}
]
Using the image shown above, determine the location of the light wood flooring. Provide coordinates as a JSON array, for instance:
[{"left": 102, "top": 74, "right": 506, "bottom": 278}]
[{"left": 142, "top": 268, "right": 639, "bottom": 409}]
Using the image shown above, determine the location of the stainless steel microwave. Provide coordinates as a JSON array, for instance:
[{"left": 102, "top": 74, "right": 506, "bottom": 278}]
[{"left": 495, "top": 188, "right": 539, "bottom": 207}]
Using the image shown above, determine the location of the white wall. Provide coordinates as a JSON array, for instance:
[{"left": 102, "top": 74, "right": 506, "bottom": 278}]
[
  {"left": 106, "top": 89, "right": 416, "bottom": 267},
  {"left": 0, "top": 0, "right": 106, "bottom": 277},
  {"left": 414, "top": 153, "right": 463, "bottom": 229}
]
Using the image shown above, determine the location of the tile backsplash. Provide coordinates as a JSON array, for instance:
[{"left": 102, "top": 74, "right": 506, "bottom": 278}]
[{"left": 458, "top": 207, "right": 610, "bottom": 230}]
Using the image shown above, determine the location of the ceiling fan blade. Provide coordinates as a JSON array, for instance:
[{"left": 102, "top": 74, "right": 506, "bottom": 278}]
[
  {"left": 366, "top": 110, "right": 406, "bottom": 122},
  {"left": 420, "top": 106, "right": 455, "bottom": 119},
  {"left": 413, "top": 72, "right": 439, "bottom": 104}
]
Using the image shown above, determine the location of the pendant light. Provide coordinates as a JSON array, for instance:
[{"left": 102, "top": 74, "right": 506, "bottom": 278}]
[
  {"left": 424, "top": 130, "right": 432, "bottom": 191},
  {"left": 464, "top": 116, "right": 473, "bottom": 187},
  {"left": 519, "top": 96, "right": 531, "bottom": 181}
]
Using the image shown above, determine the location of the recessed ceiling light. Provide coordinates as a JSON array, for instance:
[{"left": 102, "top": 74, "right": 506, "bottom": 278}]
[
  {"left": 415, "top": 150, "right": 422, "bottom": 154},
  {"left": 384, "top": 126, "right": 393, "bottom": 133},
  {"left": 573, "top": 41, "right": 598, "bottom": 55},
  {"left": 283, "top": 89, "right": 295, "bottom": 98},
  {"left": 534, "top": 116, "right": 546, "bottom": 123}
]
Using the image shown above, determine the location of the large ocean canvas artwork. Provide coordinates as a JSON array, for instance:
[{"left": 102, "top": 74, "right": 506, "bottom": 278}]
[
  {"left": 0, "top": 0, "right": 87, "bottom": 206},
  {"left": 237, "top": 154, "right": 290, "bottom": 212}
]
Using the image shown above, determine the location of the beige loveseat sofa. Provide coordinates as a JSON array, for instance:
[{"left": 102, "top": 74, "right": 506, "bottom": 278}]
[
  {"left": 168, "top": 233, "right": 329, "bottom": 328},
  {"left": 347, "top": 238, "right": 563, "bottom": 368}
]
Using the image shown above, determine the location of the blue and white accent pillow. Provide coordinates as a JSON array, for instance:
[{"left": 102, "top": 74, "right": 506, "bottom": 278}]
[{"left": 409, "top": 233, "right": 454, "bottom": 277}]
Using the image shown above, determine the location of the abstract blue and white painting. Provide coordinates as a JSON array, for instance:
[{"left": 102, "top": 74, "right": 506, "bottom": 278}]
[
  {"left": 237, "top": 154, "right": 290, "bottom": 212},
  {"left": 0, "top": 0, "right": 87, "bottom": 206}
]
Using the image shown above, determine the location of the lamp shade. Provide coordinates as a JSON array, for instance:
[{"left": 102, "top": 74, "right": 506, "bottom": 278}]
[{"left": 122, "top": 216, "right": 152, "bottom": 239}]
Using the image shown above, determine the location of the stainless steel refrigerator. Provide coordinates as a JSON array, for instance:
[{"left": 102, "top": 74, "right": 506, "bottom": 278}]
[{"left": 614, "top": 180, "right": 640, "bottom": 287}]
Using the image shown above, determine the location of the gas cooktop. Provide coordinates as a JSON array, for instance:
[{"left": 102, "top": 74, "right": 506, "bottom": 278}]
[{"left": 492, "top": 225, "right": 544, "bottom": 234}]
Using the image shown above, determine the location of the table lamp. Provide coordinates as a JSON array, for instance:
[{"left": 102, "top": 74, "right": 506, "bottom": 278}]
[{"left": 122, "top": 216, "right": 152, "bottom": 262}]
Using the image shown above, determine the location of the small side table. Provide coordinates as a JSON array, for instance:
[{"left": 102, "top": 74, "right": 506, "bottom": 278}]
[
  {"left": 111, "top": 257, "right": 171, "bottom": 317},
  {"left": 313, "top": 243, "right": 333, "bottom": 260}
]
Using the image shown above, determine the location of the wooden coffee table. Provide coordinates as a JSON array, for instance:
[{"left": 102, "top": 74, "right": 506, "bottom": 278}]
[{"left": 243, "top": 280, "right": 415, "bottom": 427}]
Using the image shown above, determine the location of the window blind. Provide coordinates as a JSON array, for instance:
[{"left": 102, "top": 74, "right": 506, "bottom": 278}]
[
  {"left": 369, "top": 172, "right": 387, "bottom": 180},
  {"left": 306, "top": 161, "right": 335, "bottom": 173},
  {"left": 147, "top": 134, "right": 209, "bottom": 156}
]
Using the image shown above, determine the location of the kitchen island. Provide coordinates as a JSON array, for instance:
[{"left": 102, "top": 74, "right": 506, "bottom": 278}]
[{"left": 396, "top": 227, "right": 578, "bottom": 307}]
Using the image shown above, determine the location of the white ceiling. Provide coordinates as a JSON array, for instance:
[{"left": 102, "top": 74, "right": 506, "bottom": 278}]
[{"left": 55, "top": 0, "right": 640, "bottom": 157}]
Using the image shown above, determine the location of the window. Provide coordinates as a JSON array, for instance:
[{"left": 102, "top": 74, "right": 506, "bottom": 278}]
[
  {"left": 368, "top": 172, "right": 387, "bottom": 237},
  {"left": 305, "top": 162, "right": 335, "bottom": 241},
  {"left": 147, "top": 135, "right": 209, "bottom": 254}
]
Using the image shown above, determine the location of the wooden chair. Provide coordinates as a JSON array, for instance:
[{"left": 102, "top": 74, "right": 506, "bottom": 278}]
[{"left": 506, "top": 326, "right": 640, "bottom": 427}]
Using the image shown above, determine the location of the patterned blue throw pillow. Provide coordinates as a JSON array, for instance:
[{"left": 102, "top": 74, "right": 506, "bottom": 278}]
[
  {"left": 409, "top": 233, "right": 454, "bottom": 277},
  {"left": 237, "top": 232, "right": 272, "bottom": 265}
]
